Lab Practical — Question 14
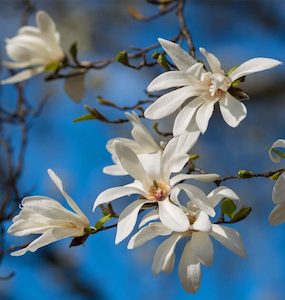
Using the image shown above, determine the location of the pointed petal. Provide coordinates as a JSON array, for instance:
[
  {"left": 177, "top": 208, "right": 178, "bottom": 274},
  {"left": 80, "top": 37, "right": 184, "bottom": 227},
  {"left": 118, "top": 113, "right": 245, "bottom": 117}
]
[
  {"left": 272, "top": 172, "right": 285, "bottom": 204},
  {"left": 1, "top": 66, "right": 44, "bottom": 84},
  {"left": 269, "top": 204, "right": 285, "bottom": 225},
  {"left": 93, "top": 183, "right": 145, "bottom": 211},
  {"left": 115, "top": 199, "right": 148, "bottom": 244},
  {"left": 47, "top": 169, "right": 88, "bottom": 223},
  {"left": 178, "top": 241, "right": 201, "bottom": 293},
  {"left": 210, "top": 224, "right": 246, "bottom": 257},
  {"left": 177, "top": 184, "right": 215, "bottom": 217},
  {"left": 139, "top": 210, "right": 159, "bottom": 228},
  {"left": 173, "top": 97, "right": 205, "bottom": 136},
  {"left": 192, "top": 211, "right": 212, "bottom": 232},
  {"left": 147, "top": 71, "right": 196, "bottom": 93},
  {"left": 268, "top": 139, "right": 285, "bottom": 163},
  {"left": 158, "top": 199, "right": 190, "bottom": 232},
  {"left": 158, "top": 38, "right": 196, "bottom": 71},
  {"left": 144, "top": 86, "right": 204, "bottom": 120},
  {"left": 186, "top": 63, "right": 205, "bottom": 79},
  {"left": 196, "top": 100, "right": 215, "bottom": 134},
  {"left": 128, "top": 222, "right": 172, "bottom": 249},
  {"left": 191, "top": 232, "right": 213, "bottom": 266},
  {"left": 152, "top": 233, "right": 182, "bottom": 274},
  {"left": 219, "top": 93, "right": 247, "bottom": 127},
  {"left": 199, "top": 47, "right": 223, "bottom": 74},
  {"left": 114, "top": 142, "right": 152, "bottom": 188},
  {"left": 103, "top": 164, "right": 127, "bottom": 176},
  {"left": 170, "top": 173, "right": 220, "bottom": 187},
  {"left": 229, "top": 57, "right": 282, "bottom": 82},
  {"left": 208, "top": 186, "right": 240, "bottom": 208}
]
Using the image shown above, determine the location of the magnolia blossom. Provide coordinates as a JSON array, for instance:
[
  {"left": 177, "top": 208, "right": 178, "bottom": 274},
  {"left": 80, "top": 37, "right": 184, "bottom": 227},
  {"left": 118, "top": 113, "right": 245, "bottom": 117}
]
[
  {"left": 104, "top": 112, "right": 200, "bottom": 176},
  {"left": 1, "top": 11, "right": 64, "bottom": 84},
  {"left": 93, "top": 138, "right": 220, "bottom": 244},
  {"left": 8, "top": 169, "right": 90, "bottom": 256},
  {"left": 145, "top": 38, "right": 282, "bottom": 135},
  {"left": 128, "top": 186, "right": 245, "bottom": 293},
  {"left": 268, "top": 139, "right": 285, "bottom": 225}
]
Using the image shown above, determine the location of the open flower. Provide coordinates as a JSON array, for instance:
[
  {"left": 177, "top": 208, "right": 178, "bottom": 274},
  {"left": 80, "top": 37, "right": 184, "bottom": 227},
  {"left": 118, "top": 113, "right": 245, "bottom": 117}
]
[
  {"left": 8, "top": 169, "right": 90, "bottom": 256},
  {"left": 104, "top": 112, "right": 200, "bottom": 176},
  {"left": 145, "top": 38, "right": 282, "bottom": 135},
  {"left": 128, "top": 186, "right": 245, "bottom": 293},
  {"left": 93, "top": 138, "right": 220, "bottom": 244},
  {"left": 1, "top": 11, "right": 64, "bottom": 84},
  {"left": 268, "top": 139, "right": 285, "bottom": 225}
]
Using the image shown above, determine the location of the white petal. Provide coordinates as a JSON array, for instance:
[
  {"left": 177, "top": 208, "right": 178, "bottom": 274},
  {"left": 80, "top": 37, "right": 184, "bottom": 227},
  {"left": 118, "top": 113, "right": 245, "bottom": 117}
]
[
  {"left": 126, "top": 112, "right": 160, "bottom": 152},
  {"left": 115, "top": 199, "right": 148, "bottom": 244},
  {"left": 138, "top": 152, "right": 162, "bottom": 182},
  {"left": 272, "top": 172, "right": 285, "bottom": 204},
  {"left": 173, "top": 97, "right": 205, "bottom": 136},
  {"left": 210, "top": 224, "right": 246, "bottom": 257},
  {"left": 192, "top": 211, "right": 212, "bottom": 232},
  {"left": 103, "top": 164, "right": 127, "bottom": 176},
  {"left": 195, "top": 100, "right": 215, "bottom": 134},
  {"left": 158, "top": 38, "right": 197, "bottom": 71},
  {"left": 152, "top": 232, "right": 182, "bottom": 274},
  {"left": 208, "top": 186, "right": 240, "bottom": 208},
  {"left": 175, "top": 120, "right": 200, "bottom": 153},
  {"left": 93, "top": 183, "right": 145, "bottom": 211},
  {"left": 64, "top": 72, "right": 85, "bottom": 103},
  {"left": 268, "top": 139, "right": 285, "bottom": 163},
  {"left": 219, "top": 93, "right": 247, "bottom": 127},
  {"left": 191, "top": 232, "right": 213, "bottom": 266},
  {"left": 177, "top": 184, "right": 215, "bottom": 217},
  {"left": 269, "top": 204, "right": 285, "bottom": 225},
  {"left": 186, "top": 62, "right": 205, "bottom": 79},
  {"left": 10, "top": 228, "right": 75, "bottom": 256},
  {"left": 47, "top": 169, "right": 88, "bottom": 224},
  {"left": 128, "top": 222, "right": 172, "bottom": 249},
  {"left": 199, "top": 47, "right": 223, "bottom": 74},
  {"left": 170, "top": 173, "right": 220, "bottom": 187},
  {"left": 144, "top": 86, "right": 203, "bottom": 120},
  {"left": 229, "top": 57, "right": 282, "bottom": 82},
  {"left": 178, "top": 241, "right": 201, "bottom": 293},
  {"left": 139, "top": 210, "right": 159, "bottom": 228},
  {"left": 114, "top": 142, "right": 152, "bottom": 188},
  {"left": 147, "top": 71, "right": 196, "bottom": 92},
  {"left": 1, "top": 66, "right": 44, "bottom": 84},
  {"left": 2, "top": 60, "right": 35, "bottom": 69},
  {"left": 158, "top": 199, "right": 190, "bottom": 232}
]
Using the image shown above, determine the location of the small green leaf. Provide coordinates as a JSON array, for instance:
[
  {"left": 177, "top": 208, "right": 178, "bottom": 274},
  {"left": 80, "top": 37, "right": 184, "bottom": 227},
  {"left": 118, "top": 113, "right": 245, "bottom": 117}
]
[
  {"left": 227, "top": 65, "right": 238, "bottom": 76},
  {"left": 221, "top": 198, "right": 237, "bottom": 219},
  {"left": 231, "top": 76, "right": 246, "bottom": 87},
  {"left": 230, "top": 206, "right": 252, "bottom": 223},
  {"left": 189, "top": 154, "right": 200, "bottom": 161},
  {"left": 73, "top": 114, "right": 94, "bottom": 123},
  {"left": 270, "top": 170, "right": 284, "bottom": 180},
  {"left": 116, "top": 50, "right": 129, "bottom": 66},
  {"left": 238, "top": 170, "right": 254, "bottom": 179},
  {"left": 44, "top": 61, "right": 61, "bottom": 72},
  {"left": 152, "top": 53, "right": 170, "bottom": 71},
  {"left": 84, "top": 105, "right": 108, "bottom": 121},
  {"left": 69, "top": 42, "right": 78, "bottom": 63},
  {"left": 271, "top": 148, "right": 285, "bottom": 159},
  {"left": 95, "top": 214, "right": 112, "bottom": 230}
]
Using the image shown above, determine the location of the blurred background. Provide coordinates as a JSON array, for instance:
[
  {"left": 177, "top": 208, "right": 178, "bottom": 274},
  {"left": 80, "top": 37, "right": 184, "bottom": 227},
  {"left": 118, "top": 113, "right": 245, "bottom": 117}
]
[{"left": 1, "top": 0, "right": 285, "bottom": 299}]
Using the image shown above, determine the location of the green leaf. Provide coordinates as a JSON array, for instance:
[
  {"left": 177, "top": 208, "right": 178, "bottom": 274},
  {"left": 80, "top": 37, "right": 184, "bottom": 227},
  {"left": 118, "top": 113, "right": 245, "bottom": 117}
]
[
  {"left": 73, "top": 114, "right": 94, "bottom": 123},
  {"left": 227, "top": 65, "right": 238, "bottom": 76},
  {"left": 270, "top": 170, "right": 284, "bottom": 180},
  {"left": 271, "top": 148, "right": 285, "bottom": 159},
  {"left": 221, "top": 198, "right": 237, "bottom": 219},
  {"left": 152, "top": 52, "right": 170, "bottom": 70},
  {"left": 230, "top": 206, "right": 252, "bottom": 223},
  {"left": 116, "top": 50, "right": 129, "bottom": 66},
  {"left": 44, "top": 61, "right": 61, "bottom": 72},
  {"left": 238, "top": 170, "right": 254, "bottom": 179},
  {"left": 189, "top": 154, "right": 200, "bottom": 161},
  {"left": 69, "top": 42, "right": 78, "bottom": 63},
  {"left": 95, "top": 214, "right": 112, "bottom": 230}
]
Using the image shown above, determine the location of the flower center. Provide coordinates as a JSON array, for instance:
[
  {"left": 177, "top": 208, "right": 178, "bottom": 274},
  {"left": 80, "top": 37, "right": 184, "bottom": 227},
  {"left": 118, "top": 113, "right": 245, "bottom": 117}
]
[
  {"left": 148, "top": 180, "right": 170, "bottom": 202},
  {"left": 202, "top": 72, "right": 230, "bottom": 99}
]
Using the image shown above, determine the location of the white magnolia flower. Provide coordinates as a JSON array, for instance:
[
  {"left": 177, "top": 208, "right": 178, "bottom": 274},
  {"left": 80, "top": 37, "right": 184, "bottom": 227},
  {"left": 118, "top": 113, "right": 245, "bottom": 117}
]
[
  {"left": 93, "top": 138, "right": 220, "bottom": 244},
  {"left": 128, "top": 186, "right": 245, "bottom": 293},
  {"left": 145, "top": 38, "right": 282, "bottom": 135},
  {"left": 1, "top": 11, "right": 64, "bottom": 84},
  {"left": 268, "top": 139, "right": 285, "bottom": 225},
  {"left": 8, "top": 169, "right": 90, "bottom": 256},
  {"left": 104, "top": 112, "right": 200, "bottom": 176}
]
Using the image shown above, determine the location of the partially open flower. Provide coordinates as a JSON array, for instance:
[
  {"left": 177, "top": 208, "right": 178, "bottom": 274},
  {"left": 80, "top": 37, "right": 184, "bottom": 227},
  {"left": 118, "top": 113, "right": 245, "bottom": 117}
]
[
  {"left": 8, "top": 169, "right": 90, "bottom": 256},
  {"left": 1, "top": 11, "right": 64, "bottom": 84}
]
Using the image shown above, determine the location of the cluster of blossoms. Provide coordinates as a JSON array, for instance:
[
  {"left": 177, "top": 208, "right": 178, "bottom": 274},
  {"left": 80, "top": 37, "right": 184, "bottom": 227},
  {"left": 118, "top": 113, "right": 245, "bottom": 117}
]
[{"left": 3, "top": 11, "right": 284, "bottom": 293}]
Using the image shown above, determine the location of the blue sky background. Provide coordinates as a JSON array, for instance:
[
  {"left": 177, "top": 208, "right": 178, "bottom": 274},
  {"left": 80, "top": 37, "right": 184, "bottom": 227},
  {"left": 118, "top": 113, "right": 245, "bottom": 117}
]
[{"left": 1, "top": 1, "right": 285, "bottom": 299}]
